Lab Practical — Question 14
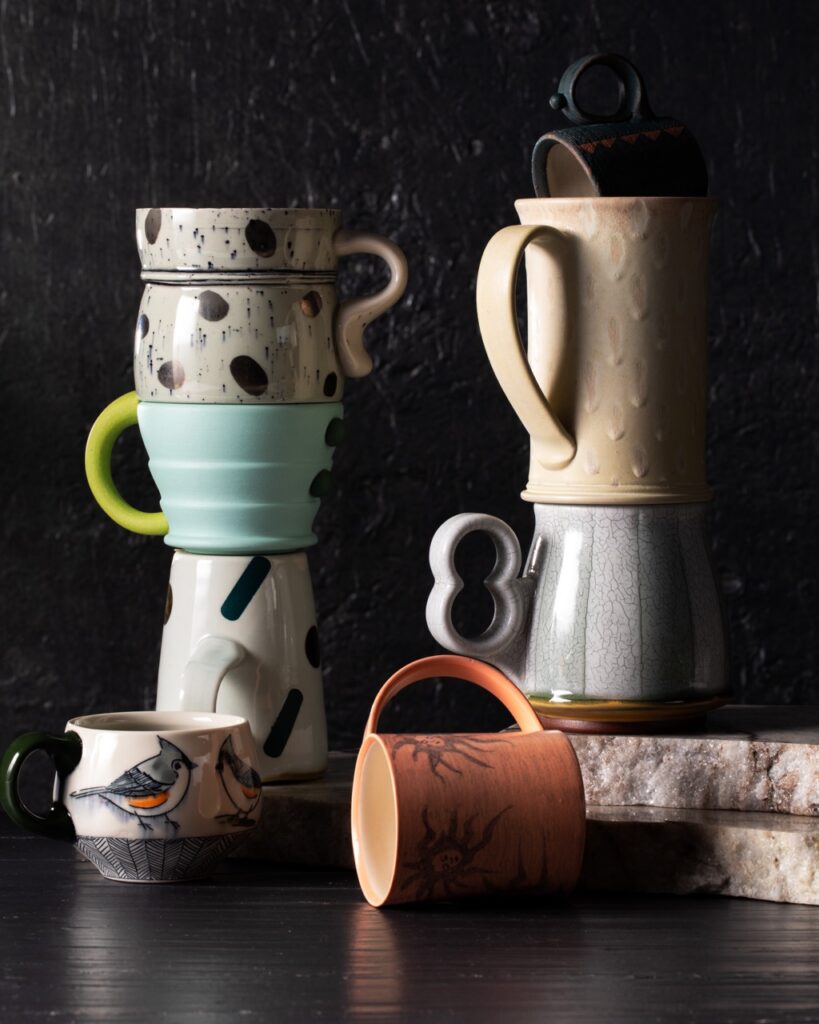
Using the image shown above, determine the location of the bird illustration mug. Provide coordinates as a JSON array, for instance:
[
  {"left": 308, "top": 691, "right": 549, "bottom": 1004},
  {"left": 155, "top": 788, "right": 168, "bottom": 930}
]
[
  {"left": 0, "top": 710, "right": 262, "bottom": 883},
  {"left": 351, "top": 655, "right": 586, "bottom": 907}
]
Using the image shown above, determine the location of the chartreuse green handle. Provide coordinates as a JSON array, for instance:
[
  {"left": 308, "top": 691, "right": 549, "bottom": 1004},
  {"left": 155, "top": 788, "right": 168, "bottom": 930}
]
[
  {"left": 0, "top": 731, "right": 83, "bottom": 841},
  {"left": 84, "top": 391, "right": 169, "bottom": 535}
]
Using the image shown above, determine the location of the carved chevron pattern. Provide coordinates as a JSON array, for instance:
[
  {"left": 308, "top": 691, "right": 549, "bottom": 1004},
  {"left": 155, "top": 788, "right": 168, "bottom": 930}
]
[{"left": 75, "top": 834, "right": 244, "bottom": 882}]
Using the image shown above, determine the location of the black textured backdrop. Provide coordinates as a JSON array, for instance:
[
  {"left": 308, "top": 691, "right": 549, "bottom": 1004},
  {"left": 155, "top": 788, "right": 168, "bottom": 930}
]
[{"left": 0, "top": 0, "right": 816, "bottom": 756}]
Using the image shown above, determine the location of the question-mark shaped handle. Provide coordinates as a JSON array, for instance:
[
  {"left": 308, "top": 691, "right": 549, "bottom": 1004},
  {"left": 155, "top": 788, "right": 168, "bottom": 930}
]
[{"left": 426, "top": 513, "right": 531, "bottom": 658}]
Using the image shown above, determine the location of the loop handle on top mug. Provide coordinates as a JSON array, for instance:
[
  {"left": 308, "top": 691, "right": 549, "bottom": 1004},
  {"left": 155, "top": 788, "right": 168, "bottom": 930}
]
[
  {"left": 476, "top": 225, "right": 576, "bottom": 469},
  {"left": 0, "top": 730, "right": 82, "bottom": 841},
  {"left": 364, "top": 654, "right": 543, "bottom": 737},
  {"left": 84, "top": 391, "right": 169, "bottom": 536},
  {"left": 426, "top": 513, "right": 530, "bottom": 659},
  {"left": 333, "top": 229, "right": 409, "bottom": 378},
  {"left": 549, "top": 52, "right": 653, "bottom": 126}
]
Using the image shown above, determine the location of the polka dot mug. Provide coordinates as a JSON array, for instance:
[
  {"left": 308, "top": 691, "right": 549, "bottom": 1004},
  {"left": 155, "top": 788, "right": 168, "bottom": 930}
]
[{"left": 134, "top": 207, "right": 408, "bottom": 404}]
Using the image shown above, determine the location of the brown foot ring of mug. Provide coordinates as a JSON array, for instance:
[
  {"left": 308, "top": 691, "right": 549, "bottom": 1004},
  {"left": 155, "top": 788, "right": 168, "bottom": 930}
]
[{"left": 533, "top": 696, "right": 729, "bottom": 735}]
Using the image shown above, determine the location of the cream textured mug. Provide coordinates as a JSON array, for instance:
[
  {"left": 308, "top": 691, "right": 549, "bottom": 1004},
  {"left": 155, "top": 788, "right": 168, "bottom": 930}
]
[{"left": 476, "top": 197, "right": 715, "bottom": 503}]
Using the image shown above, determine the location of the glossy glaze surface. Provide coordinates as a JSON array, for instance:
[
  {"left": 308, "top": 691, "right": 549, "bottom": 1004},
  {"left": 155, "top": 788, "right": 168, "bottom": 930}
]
[
  {"left": 157, "top": 551, "right": 327, "bottom": 782},
  {"left": 428, "top": 504, "right": 727, "bottom": 702}
]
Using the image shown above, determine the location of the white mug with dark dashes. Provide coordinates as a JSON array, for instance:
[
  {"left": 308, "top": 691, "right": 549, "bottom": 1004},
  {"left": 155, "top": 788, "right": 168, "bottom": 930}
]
[
  {"left": 156, "top": 550, "right": 327, "bottom": 782},
  {"left": 134, "top": 207, "right": 408, "bottom": 404}
]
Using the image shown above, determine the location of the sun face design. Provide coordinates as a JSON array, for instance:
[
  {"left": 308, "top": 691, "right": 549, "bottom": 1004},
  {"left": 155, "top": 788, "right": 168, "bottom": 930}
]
[
  {"left": 399, "top": 805, "right": 511, "bottom": 902},
  {"left": 390, "top": 734, "right": 510, "bottom": 781}
]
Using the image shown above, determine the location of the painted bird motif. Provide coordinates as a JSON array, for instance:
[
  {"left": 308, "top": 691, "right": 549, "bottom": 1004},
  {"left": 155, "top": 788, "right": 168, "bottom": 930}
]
[
  {"left": 216, "top": 735, "right": 262, "bottom": 827},
  {"left": 70, "top": 737, "right": 196, "bottom": 831}
]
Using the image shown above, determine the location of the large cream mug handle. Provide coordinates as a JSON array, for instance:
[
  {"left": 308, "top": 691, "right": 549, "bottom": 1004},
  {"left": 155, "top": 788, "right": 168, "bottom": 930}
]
[
  {"left": 333, "top": 229, "right": 408, "bottom": 378},
  {"left": 476, "top": 225, "right": 576, "bottom": 469}
]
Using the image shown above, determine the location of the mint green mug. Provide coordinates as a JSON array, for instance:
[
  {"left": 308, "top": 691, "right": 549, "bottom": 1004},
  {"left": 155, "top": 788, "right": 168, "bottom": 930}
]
[{"left": 85, "top": 392, "right": 344, "bottom": 554}]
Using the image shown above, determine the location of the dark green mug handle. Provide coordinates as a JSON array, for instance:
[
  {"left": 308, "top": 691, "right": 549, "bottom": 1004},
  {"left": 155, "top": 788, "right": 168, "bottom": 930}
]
[{"left": 0, "top": 731, "right": 82, "bottom": 841}]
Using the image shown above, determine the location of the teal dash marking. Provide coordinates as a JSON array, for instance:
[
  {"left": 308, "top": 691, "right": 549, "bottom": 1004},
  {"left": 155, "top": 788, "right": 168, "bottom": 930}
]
[
  {"left": 220, "top": 556, "right": 271, "bottom": 621},
  {"left": 264, "top": 689, "right": 304, "bottom": 758}
]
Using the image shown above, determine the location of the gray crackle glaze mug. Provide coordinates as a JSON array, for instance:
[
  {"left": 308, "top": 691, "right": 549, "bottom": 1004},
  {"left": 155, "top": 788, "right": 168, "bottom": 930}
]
[{"left": 426, "top": 505, "right": 727, "bottom": 709}]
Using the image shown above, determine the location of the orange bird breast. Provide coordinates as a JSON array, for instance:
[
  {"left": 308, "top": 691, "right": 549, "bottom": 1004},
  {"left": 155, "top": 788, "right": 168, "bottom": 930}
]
[
  {"left": 128, "top": 792, "right": 170, "bottom": 809},
  {"left": 241, "top": 786, "right": 260, "bottom": 799}
]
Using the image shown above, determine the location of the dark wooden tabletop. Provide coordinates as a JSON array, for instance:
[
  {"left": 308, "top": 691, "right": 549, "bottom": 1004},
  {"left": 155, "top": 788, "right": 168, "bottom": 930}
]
[{"left": 2, "top": 823, "right": 818, "bottom": 1023}]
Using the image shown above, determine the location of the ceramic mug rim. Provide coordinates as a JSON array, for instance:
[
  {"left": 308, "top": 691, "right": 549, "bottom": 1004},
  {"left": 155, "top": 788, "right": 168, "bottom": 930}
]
[
  {"left": 515, "top": 196, "right": 717, "bottom": 210},
  {"left": 135, "top": 206, "right": 341, "bottom": 216},
  {"left": 67, "top": 710, "right": 249, "bottom": 735}
]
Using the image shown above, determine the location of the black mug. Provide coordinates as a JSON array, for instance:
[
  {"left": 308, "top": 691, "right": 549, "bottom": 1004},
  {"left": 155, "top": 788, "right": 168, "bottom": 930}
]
[{"left": 531, "top": 53, "right": 708, "bottom": 198}]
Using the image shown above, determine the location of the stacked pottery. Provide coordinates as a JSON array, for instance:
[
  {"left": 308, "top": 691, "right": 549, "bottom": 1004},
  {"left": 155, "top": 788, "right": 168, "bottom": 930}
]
[
  {"left": 426, "top": 56, "right": 728, "bottom": 732},
  {"left": 86, "top": 207, "right": 407, "bottom": 779}
]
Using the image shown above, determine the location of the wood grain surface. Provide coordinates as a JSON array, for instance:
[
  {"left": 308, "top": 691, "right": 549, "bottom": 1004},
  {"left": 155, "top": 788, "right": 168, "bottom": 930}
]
[{"left": 1, "top": 823, "right": 818, "bottom": 1023}]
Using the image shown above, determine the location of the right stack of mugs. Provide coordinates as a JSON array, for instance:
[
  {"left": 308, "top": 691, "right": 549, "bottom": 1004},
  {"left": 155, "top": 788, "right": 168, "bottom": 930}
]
[
  {"left": 86, "top": 207, "right": 407, "bottom": 778},
  {"left": 426, "top": 55, "right": 728, "bottom": 732}
]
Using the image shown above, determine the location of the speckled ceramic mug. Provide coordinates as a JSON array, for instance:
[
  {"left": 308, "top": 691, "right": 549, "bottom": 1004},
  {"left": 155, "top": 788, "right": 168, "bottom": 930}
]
[{"left": 134, "top": 207, "right": 408, "bottom": 403}]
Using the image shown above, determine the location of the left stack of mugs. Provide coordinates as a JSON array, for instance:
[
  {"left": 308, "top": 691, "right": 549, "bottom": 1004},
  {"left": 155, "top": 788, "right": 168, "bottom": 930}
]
[{"left": 86, "top": 207, "right": 407, "bottom": 781}]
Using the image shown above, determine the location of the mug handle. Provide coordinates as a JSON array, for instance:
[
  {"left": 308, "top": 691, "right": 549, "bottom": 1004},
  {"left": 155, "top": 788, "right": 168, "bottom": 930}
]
[
  {"left": 333, "top": 229, "right": 409, "bottom": 378},
  {"left": 426, "top": 513, "right": 531, "bottom": 658},
  {"left": 178, "top": 636, "right": 246, "bottom": 712},
  {"left": 364, "top": 654, "right": 543, "bottom": 737},
  {"left": 476, "top": 225, "right": 576, "bottom": 470},
  {"left": 0, "top": 731, "right": 82, "bottom": 840},
  {"left": 84, "top": 391, "right": 169, "bottom": 535}
]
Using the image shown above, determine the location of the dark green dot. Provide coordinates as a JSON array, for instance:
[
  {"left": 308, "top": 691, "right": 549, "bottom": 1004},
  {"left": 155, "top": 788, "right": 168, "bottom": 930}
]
[
  {"left": 305, "top": 626, "right": 321, "bottom": 668},
  {"left": 309, "top": 470, "right": 333, "bottom": 498},
  {"left": 325, "top": 418, "right": 346, "bottom": 447}
]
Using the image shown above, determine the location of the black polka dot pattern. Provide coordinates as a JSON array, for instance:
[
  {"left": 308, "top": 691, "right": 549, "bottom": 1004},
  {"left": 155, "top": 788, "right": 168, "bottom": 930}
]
[
  {"left": 164, "top": 584, "right": 173, "bottom": 624},
  {"left": 300, "top": 291, "right": 322, "bottom": 317},
  {"left": 230, "top": 355, "right": 269, "bottom": 396},
  {"left": 245, "top": 219, "right": 277, "bottom": 257},
  {"left": 325, "top": 418, "right": 346, "bottom": 447},
  {"left": 198, "top": 290, "right": 230, "bottom": 321},
  {"left": 144, "top": 209, "right": 162, "bottom": 245},
  {"left": 309, "top": 470, "right": 333, "bottom": 498},
  {"left": 305, "top": 626, "right": 321, "bottom": 668},
  {"left": 323, "top": 372, "right": 338, "bottom": 397},
  {"left": 136, "top": 313, "right": 150, "bottom": 339},
  {"left": 157, "top": 360, "right": 186, "bottom": 390}
]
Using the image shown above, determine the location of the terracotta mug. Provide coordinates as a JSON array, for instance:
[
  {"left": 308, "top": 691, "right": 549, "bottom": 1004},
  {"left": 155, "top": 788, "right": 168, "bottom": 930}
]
[{"left": 351, "top": 655, "right": 586, "bottom": 907}]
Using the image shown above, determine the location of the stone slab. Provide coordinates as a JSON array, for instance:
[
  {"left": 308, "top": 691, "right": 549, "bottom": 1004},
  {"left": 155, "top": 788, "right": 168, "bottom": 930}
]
[
  {"left": 239, "top": 743, "right": 819, "bottom": 906},
  {"left": 570, "top": 705, "right": 819, "bottom": 816}
]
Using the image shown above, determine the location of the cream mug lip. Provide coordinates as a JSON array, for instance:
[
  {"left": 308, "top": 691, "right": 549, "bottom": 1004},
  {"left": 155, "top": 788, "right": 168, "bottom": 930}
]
[
  {"left": 515, "top": 195, "right": 718, "bottom": 209},
  {"left": 67, "top": 710, "right": 248, "bottom": 734}
]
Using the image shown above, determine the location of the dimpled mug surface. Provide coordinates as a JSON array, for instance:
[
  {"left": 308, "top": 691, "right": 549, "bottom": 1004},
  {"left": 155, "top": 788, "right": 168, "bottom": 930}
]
[
  {"left": 476, "top": 197, "right": 716, "bottom": 504},
  {"left": 134, "top": 207, "right": 408, "bottom": 403},
  {"left": 0, "top": 711, "right": 262, "bottom": 883}
]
